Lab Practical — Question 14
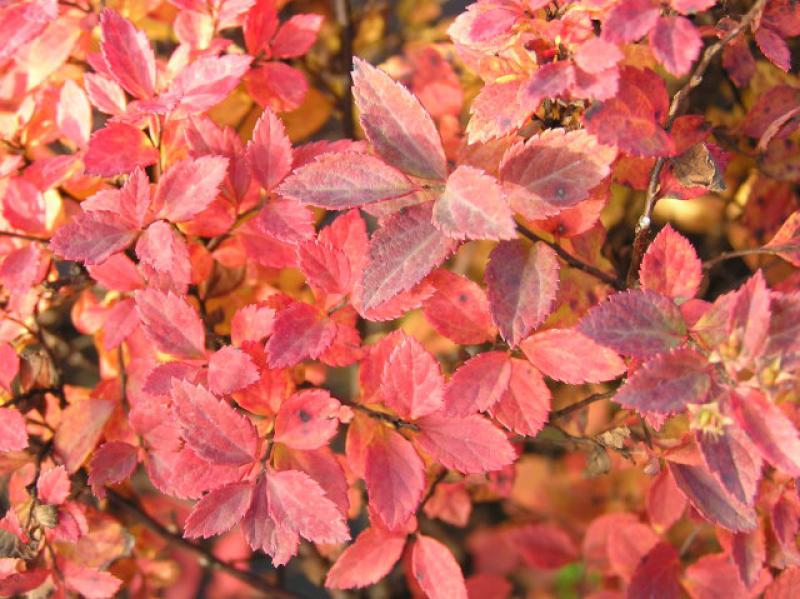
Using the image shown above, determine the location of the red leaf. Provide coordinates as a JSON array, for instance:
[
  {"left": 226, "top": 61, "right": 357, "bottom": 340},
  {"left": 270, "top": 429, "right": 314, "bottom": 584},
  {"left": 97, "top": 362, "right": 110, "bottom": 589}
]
[
  {"left": 152, "top": 156, "right": 228, "bottom": 223},
  {"left": 521, "top": 328, "right": 626, "bottom": 384},
  {"left": 365, "top": 428, "right": 425, "bottom": 530},
  {"left": 0, "top": 242, "right": 46, "bottom": 293},
  {"left": 578, "top": 289, "right": 687, "bottom": 358},
  {"left": 490, "top": 358, "right": 550, "bottom": 437},
  {"left": 507, "top": 523, "right": 578, "bottom": 569},
  {"left": 265, "top": 302, "right": 336, "bottom": 367},
  {"left": 62, "top": 560, "right": 122, "bottom": 599},
  {"left": 84, "top": 72, "right": 126, "bottom": 115},
  {"left": 646, "top": 469, "right": 686, "bottom": 532},
  {"left": 575, "top": 38, "right": 623, "bottom": 74},
  {"left": 325, "top": 527, "right": 406, "bottom": 589},
  {"left": 639, "top": 224, "right": 702, "bottom": 300},
  {"left": 628, "top": 542, "right": 681, "bottom": 599},
  {"left": 433, "top": 165, "right": 516, "bottom": 240},
  {"left": 231, "top": 303, "right": 276, "bottom": 347},
  {"left": 247, "top": 108, "right": 293, "bottom": 191},
  {"left": 266, "top": 468, "right": 350, "bottom": 544},
  {"left": 500, "top": 128, "right": 616, "bottom": 221},
  {"left": 697, "top": 426, "right": 762, "bottom": 507},
  {"left": 485, "top": 239, "right": 560, "bottom": 347},
  {"left": 584, "top": 67, "right": 675, "bottom": 157},
  {"left": 36, "top": 465, "right": 70, "bottom": 505},
  {"left": 184, "top": 481, "right": 254, "bottom": 538},
  {"left": 352, "top": 57, "right": 447, "bottom": 180},
  {"left": 84, "top": 122, "right": 158, "bottom": 176},
  {"left": 101, "top": 299, "right": 138, "bottom": 349},
  {"left": 244, "top": 0, "right": 278, "bottom": 55},
  {"left": 99, "top": 9, "right": 155, "bottom": 99},
  {"left": 607, "top": 520, "right": 659, "bottom": 579},
  {"left": 411, "top": 535, "right": 468, "bottom": 599},
  {"left": 88, "top": 441, "right": 138, "bottom": 499},
  {"left": 57, "top": 79, "right": 91, "bottom": 147},
  {"left": 255, "top": 199, "right": 314, "bottom": 244},
  {"left": 669, "top": 462, "right": 758, "bottom": 532},
  {"left": 728, "top": 271, "right": 772, "bottom": 366},
  {"left": 54, "top": 398, "right": 115, "bottom": 473},
  {"left": 358, "top": 203, "right": 458, "bottom": 311},
  {"left": 86, "top": 254, "right": 143, "bottom": 292},
  {"left": 134, "top": 289, "right": 206, "bottom": 359},
  {"left": 729, "top": 527, "right": 766, "bottom": 589},
  {"left": 0, "top": 569, "right": 49, "bottom": 597},
  {"left": 765, "top": 210, "right": 800, "bottom": 267},
  {"left": 615, "top": 348, "right": 711, "bottom": 415},
  {"left": 50, "top": 211, "right": 137, "bottom": 266},
  {"left": 518, "top": 61, "right": 576, "bottom": 112},
  {"left": 650, "top": 16, "right": 702, "bottom": 77},
  {"left": 755, "top": 27, "right": 791, "bottom": 72},
  {"left": 422, "top": 269, "right": 496, "bottom": 344},
  {"left": 273, "top": 446, "right": 350, "bottom": 513},
  {"left": 730, "top": 389, "right": 800, "bottom": 477},
  {"left": 241, "top": 475, "right": 299, "bottom": 563},
  {"left": 765, "top": 567, "right": 800, "bottom": 599},
  {"left": 380, "top": 335, "right": 445, "bottom": 420},
  {"left": 171, "top": 379, "right": 259, "bottom": 466},
  {"left": 683, "top": 553, "right": 752, "bottom": 599},
  {"left": 170, "top": 54, "right": 252, "bottom": 116},
  {"left": 208, "top": 346, "right": 260, "bottom": 396},
  {"left": 443, "top": 351, "right": 511, "bottom": 417},
  {"left": 415, "top": 413, "right": 515, "bottom": 474},
  {"left": 135, "top": 220, "right": 191, "bottom": 293},
  {"left": 271, "top": 13, "right": 323, "bottom": 59},
  {"left": 602, "top": 0, "right": 659, "bottom": 43},
  {"left": 740, "top": 85, "right": 800, "bottom": 143},
  {"left": 278, "top": 151, "right": 417, "bottom": 209},
  {"left": 465, "top": 80, "right": 529, "bottom": 144},
  {"left": 246, "top": 62, "right": 308, "bottom": 112},
  {"left": 274, "top": 389, "right": 341, "bottom": 450}
]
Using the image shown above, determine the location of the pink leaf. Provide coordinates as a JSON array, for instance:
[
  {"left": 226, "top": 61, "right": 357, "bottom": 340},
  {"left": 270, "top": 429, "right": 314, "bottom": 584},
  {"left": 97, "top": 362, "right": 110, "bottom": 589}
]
[
  {"left": 274, "top": 389, "right": 341, "bottom": 450},
  {"left": 352, "top": 57, "right": 447, "bottom": 180},
  {"left": 84, "top": 73, "right": 126, "bottom": 115},
  {"left": 684, "top": 553, "right": 753, "bottom": 599},
  {"left": 380, "top": 334, "right": 445, "bottom": 420},
  {"left": 247, "top": 108, "right": 293, "bottom": 191},
  {"left": 508, "top": 523, "right": 578, "bottom": 569},
  {"left": 602, "top": 0, "right": 659, "bottom": 43},
  {"left": 422, "top": 269, "right": 496, "bottom": 345},
  {"left": 49, "top": 211, "right": 137, "bottom": 266},
  {"left": 500, "top": 128, "right": 616, "bottom": 221},
  {"left": 37, "top": 465, "right": 70, "bottom": 505},
  {"left": 485, "top": 239, "right": 560, "bottom": 347},
  {"left": 729, "top": 527, "right": 766, "bottom": 589},
  {"left": 170, "top": 54, "right": 253, "bottom": 115},
  {"left": 614, "top": 348, "right": 711, "bottom": 415},
  {"left": 518, "top": 61, "right": 575, "bottom": 112},
  {"left": 650, "top": 16, "right": 702, "bottom": 77},
  {"left": 184, "top": 481, "right": 254, "bottom": 538},
  {"left": 489, "top": 358, "right": 551, "bottom": 437},
  {"left": 152, "top": 156, "right": 228, "bottom": 223},
  {"left": 520, "top": 328, "right": 626, "bottom": 384},
  {"left": 443, "top": 351, "right": 511, "bottom": 417},
  {"left": 755, "top": 27, "right": 791, "bottom": 72},
  {"left": 669, "top": 462, "right": 758, "bottom": 532},
  {"left": 415, "top": 413, "right": 515, "bottom": 474},
  {"left": 0, "top": 242, "right": 46, "bottom": 293},
  {"left": 277, "top": 152, "right": 417, "bottom": 209},
  {"left": 265, "top": 302, "right": 336, "bottom": 367},
  {"left": 697, "top": 425, "right": 762, "bottom": 507},
  {"left": 765, "top": 567, "right": 800, "bottom": 599},
  {"left": 433, "top": 165, "right": 516, "bottom": 240},
  {"left": 639, "top": 224, "right": 702, "bottom": 300},
  {"left": 266, "top": 468, "right": 350, "bottom": 544},
  {"left": 256, "top": 198, "right": 315, "bottom": 244},
  {"left": 646, "top": 469, "right": 686, "bottom": 532},
  {"left": 134, "top": 289, "right": 206, "bottom": 359},
  {"left": 171, "top": 379, "right": 258, "bottom": 466},
  {"left": 231, "top": 304, "right": 276, "bottom": 346},
  {"left": 99, "top": 9, "right": 156, "bottom": 99},
  {"left": 88, "top": 441, "right": 138, "bottom": 499},
  {"left": 358, "top": 203, "right": 458, "bottom": 311},
  {"left": 628, "top": 543, "right": 682, "bottom": 599},
  {"left": 0, "top": 345, "right": 19, "bottom": 392},
  {"left": 86, "top": 253, "right": 143, "bottom": 292},
  {"left": 411, "top": 535, "right": 468, "bottom": 599},
  {"left": 135, "top": 220, "right": 191, "bottom": 293},
  {"left": 208, "top": 346, "right": 260, "bottom": 395},
  {"left": 325, "top": 527, "right": 406, "bottom": 589},
  {"left": 57, "top": 79, "right": 91, "bottom": 147},
  {"left": 54, "top": 398, "right": 115, "bottom": 473},
  {"left": 62, "top": 560, "right": 122, "bottom": 599},
  {"left": 246, "top": 61, "right": 308, "bottom": 112},
  {"left": 765, "top": 210, "right": 800, "bottom": 267},
  {"left": 240, "top": 475, "right": 299, "bottom": 563},
  {"left": 578, "top": 289, "right": 687, "bottom": 358},
  {"left": 575, "top": 38, "right": 623, "bottom": 74},
  {"left": 365, "top": 429, "right": 425, "bottom": 530},
  {"left": 730, "top": 389, "right": 800, "bottom": 477},
  {"left": 465, "top": 80, "right": 529, "bottom": 144},
  {"left": 244, "top": 0, "right": 278, "bottom": 55},
  {"left": 271, "top": 13, "right": 323, "bottom": 58},
  {"left": 84, "top": 122, "right": 159, "bottom": 177},
  {"left": 298, "top": 240, "right": 352, "bottom": 295}
]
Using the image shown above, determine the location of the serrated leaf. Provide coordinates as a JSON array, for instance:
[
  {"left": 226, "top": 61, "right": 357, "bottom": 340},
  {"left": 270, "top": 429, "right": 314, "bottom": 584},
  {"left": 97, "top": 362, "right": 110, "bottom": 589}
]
[
  {"left": 152, "top": 156, "right": 228, "bottom": 223},
  {"left": 134, "top": 289, "right": 206, "bottom": 359},
  {"left": 578, "top": 289, "right": 687, "bottom": 358},
  {"left": 84, "top": 122, "right": 159, "bottom": 177},
  {"left": 421, "top": 269, "right": 495, "bottom": 344},
  {"left": 628, "top": 542, "right": 682, "bottom": 599},
  {"left": 358, "top": 203, "right": 458, "bottom": 311},
  {"left": 443, "top": 351, "right": 511, "bottom": 417},
  {"left": 485, "top": 239, "right": 560, "bottom": 347},
  {"left": 500, "top": 128, "right": 616, "bottom": 221},
  {"left": 247, "top": 108, "right": 293, "bottom": 191},
  {"left": 365, "top": 428, "right": 425, "bottom": 531},
  {"left": 520, "top": 328, "right": 626, "bottom": 384},
  {"left": 380, "top": 335, "right": 445, "bottom": 420},
  {"left": 170, "top": 54, "right": 252, "bottom": 116},
  {"left": 411, "top": 535, "right": 468, "bottom": 599},
  {"left": 271, "top": 13, "right": 323, "bottom": 59},
  {"left": 352, "top": 58, "right": 447, "bottom": 180},
  {"left": 274, "top": 389, "right": 341, "bottom": 450},
  {"left": 88, "top": 441, "right": 138, "bottom": 499},
  {"left": 325, "top": 527, "right": 406, "bottom": 589},
  {"left": 171, "top": 379, "right": 258, "bottom": 466},
  {"left": 265, "top": 302, "right": 336, "bottom": 367},
  {"left": 415, "top": 413, "right": 515, "bottom": 474},
  {"left": 241, "top": 475, "right": 299, "bottom": 563},
  {"left": 99, "top": 9, "right": 155, "bottom": 99},
  {"left": 184, "top": 481, "right": 254, "bottom": 539},
  {"left": 489, "top": 358, "right": 550, "bottom": 437},
  {"left": 639, "top": 224, "right": 702, "bottom": 300},
  {"left": 602, "top": 0, "right": 659, "bottom": 43},
  {"left": 208, "top": 346, "right": 260, "bottom": 396},
  {"left": 697, "top": 426, "right": 762, "bottom": 507},
  {"left": 765, "top": 210, "right": 800, "bottom": 267},
  {"left": 49, "top": 211, "right": 137, "bottom": 266}
]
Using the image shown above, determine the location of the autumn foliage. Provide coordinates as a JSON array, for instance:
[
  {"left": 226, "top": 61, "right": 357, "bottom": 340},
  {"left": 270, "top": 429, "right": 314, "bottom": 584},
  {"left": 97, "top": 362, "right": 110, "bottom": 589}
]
[{"left": 2, "top": 0, "right": 800, "bottom": 597}]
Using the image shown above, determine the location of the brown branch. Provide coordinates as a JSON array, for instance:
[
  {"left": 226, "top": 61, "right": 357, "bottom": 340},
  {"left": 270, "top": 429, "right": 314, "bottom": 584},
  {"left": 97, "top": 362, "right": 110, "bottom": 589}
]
[
  {"left": 0, "top": 231, "right": 49, "bottom": 242},
  {"left": 703, "top": 244, "right": 795, "bottom": 269},
  {"left": 333, "top": 0, "right": 355, "bottom": 138},
  {"left": 549, "top": 390, "right": 617, "bottom": 421},
  {"left": 106, "top": 489, "right": 299, "bottom": 599},
  {"left": 627, "top": 0, "right": 767, "bottom": 286},
  {"left": 517, "top": 224, "right": 625, "bottom": 289},
  {"left": 340, "top": 398, "right": 420, "bottom": 432}
]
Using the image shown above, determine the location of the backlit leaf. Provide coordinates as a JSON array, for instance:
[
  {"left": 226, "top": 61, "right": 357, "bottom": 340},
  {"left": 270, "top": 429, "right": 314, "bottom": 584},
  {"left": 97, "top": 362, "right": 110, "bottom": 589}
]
[
  {"left": 411, "top": 535, "right": 468, "bottom": 599},
  {"left": 639, "top": 224, "right": 702, "bottom": 300}
]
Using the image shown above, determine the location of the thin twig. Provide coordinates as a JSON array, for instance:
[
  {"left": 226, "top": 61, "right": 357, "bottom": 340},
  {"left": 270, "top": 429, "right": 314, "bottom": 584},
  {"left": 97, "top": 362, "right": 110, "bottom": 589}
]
[
  {"left": 517, "top": 224, "right": 625, "bottom": 289},
  {"left": 703, "top": 244, "right": 794, "bottom": 269},
  {"left": 340, "top": 398, "right": 420, "bottom": 432},
  {"left": 0, "top": 231, "right": 49, "bottom": 242},
  {"left": 333, "top": 0, "right": 356, "bottom": 138},
  {"left": 628, "top": 0, "right": 767, "bottom": 285},
  {"left": 106, "top": 490, "right": 298, "bottom": 599},
  {"left": 549, "top": 390, "right": 616, "bottom": 421}
]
